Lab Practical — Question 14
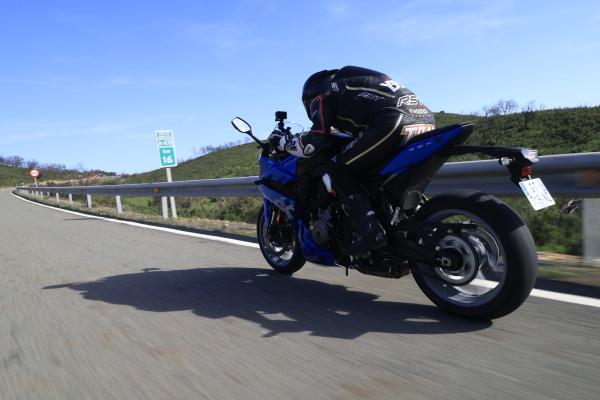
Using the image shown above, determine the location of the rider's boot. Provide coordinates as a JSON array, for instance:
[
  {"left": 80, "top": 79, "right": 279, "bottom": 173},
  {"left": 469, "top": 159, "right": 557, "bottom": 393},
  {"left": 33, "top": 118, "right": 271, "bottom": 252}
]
[{"left": 340, "top": 192, "right": 387, "bottom": 257}]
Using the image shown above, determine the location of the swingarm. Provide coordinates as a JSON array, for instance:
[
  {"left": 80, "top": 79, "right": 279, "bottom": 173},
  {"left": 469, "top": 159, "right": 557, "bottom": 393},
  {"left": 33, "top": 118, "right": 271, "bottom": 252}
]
[{"left": 389, "top": 220, "right": 478, "bottom": 272}]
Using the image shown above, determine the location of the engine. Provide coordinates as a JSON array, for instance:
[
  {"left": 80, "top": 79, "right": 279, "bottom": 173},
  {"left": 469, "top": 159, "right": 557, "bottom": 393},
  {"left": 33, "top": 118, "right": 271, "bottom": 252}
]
[{"left": 308, "top": 207, "right": 335, "bottom": 247}]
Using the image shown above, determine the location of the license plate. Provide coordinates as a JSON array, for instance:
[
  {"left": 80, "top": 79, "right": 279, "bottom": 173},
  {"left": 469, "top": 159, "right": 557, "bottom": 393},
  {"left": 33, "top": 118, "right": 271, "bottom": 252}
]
[{"left": 519, "top": 178, "right": 556, "bottom": 210}]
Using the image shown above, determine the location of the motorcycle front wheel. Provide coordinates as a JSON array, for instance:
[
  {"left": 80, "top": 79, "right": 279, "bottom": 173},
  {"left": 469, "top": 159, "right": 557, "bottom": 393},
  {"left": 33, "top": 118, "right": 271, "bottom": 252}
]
[
  {"left": 410, "top": 190, "right": 537, "bottom": 319},
  {"left": 257, "top": 204, "right": 306, "bottom": 275}
]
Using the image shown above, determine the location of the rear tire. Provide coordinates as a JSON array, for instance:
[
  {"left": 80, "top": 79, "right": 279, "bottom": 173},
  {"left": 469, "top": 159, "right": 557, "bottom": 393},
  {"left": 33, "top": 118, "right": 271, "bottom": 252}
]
[
  {"left": 410, "top": 190, "right": 537, "bottom": 319},
  {"left": 257, "top": 205, "right": 306, "bottom": 275}
]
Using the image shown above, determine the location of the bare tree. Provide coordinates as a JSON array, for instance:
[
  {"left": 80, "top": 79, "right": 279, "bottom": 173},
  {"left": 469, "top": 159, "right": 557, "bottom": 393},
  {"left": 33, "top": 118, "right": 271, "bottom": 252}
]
[
  {"left": 193, "top": 139, "right": 247, "bottom": 157},
  {"left": 74, "top": 162, "right": 86, "bottom": 172},
  {"left": 521, "top": 101, "right": 537, "bottom": 129},
  {"left": 482, "top": 99, "right": 519, "bottom": 116},
  {"left": 6, "top": 155, "right": 24, "bottom": 167}
]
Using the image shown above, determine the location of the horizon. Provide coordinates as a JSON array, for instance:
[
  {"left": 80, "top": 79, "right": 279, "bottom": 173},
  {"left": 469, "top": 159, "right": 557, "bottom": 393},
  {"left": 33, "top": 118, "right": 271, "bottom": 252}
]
[{"left": 1, "top": 0, "right": 599, "bottom": 173}]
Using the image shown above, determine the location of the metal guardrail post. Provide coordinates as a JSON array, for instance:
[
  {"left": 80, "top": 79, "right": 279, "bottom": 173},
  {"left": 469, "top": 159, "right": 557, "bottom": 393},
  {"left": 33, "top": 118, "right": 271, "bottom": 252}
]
[
  {"left": 161, "top": 196, "right": 169, "bottom": 219},
  {"left": 583, "top": 198, "right": 600, "bottom": 266},
  {"left": 56, "top": 193, "right": 60, "bottom": 204},
  {"left": 170, "top": 197, "right": 178, "bottom": 219},
  {"left": 68, "top": 194, "right": 73, "bottom": 206},
  {"left": 116, "top": 195, "right": 123, "bottom": 214},
  {"left": 86, "top": 194, "right": 92, "bottom": 209}
]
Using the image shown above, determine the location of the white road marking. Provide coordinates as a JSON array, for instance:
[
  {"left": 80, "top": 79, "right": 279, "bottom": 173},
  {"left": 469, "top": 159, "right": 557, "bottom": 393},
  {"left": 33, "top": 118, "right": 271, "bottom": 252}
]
[
  {"left": 11, "top": 192, "right": 600, "bottom": 308},
  {"left": 11, "top": 192, "right": 259, "bottom": 249},
  {"left": 473, "top": 279, "right": 600, "bottom": 308},
  {"left": 528, "top": 288, "right": 600, "bottom": 308}
]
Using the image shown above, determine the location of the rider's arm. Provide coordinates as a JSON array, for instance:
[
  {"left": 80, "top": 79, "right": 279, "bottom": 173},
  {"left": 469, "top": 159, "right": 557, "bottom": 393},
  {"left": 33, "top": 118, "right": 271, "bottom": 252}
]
[
  {"left": 277, "top": 94, "right": 331, "bottom": 158},
  {"left": 279, "top": 134, "right": 322, "bottom": 158}
]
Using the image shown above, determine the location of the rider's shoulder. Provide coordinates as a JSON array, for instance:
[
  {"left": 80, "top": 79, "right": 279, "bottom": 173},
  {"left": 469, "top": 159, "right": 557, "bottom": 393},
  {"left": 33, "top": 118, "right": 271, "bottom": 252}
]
[{"left": 335, "top": 66, "right": 387, "bottom": 80}]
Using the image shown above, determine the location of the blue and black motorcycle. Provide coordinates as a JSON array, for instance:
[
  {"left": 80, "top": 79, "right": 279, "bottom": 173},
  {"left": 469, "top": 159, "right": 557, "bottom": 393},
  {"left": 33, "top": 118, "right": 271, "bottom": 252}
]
[{"left": 231, "top": 111, "right": 554, "bottom": 319}]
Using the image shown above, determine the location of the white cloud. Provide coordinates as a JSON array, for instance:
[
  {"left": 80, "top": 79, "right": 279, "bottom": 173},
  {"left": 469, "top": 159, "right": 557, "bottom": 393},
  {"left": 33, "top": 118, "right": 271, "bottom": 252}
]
[
  {"left": 183, "top": 22, "right": 277, "bottom": 50},
  {"left": 0, "top": 114, "right": 188, "bottom": 146},
  {"left": 97, "top": 76, "right": 170, "bottom": 88},
  {"left": 361, "top": 1, "right": 524, "bottom": 45},
  {"left": 326, "top": 2, "right": 348, "bottom": 16}
]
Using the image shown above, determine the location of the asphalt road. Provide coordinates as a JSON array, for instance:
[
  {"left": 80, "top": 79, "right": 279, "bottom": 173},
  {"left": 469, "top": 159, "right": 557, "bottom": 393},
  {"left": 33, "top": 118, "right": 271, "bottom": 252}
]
[{"left": 1, "top": 189, "right": 599, "bottom": 400}]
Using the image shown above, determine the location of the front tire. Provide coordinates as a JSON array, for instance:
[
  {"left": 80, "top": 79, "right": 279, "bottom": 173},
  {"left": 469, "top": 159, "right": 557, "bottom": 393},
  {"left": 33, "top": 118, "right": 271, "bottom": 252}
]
[
  {"left": 410, "top": 190, "right": 537, "bottom": 319},
  {"left": 257, "top": 205, "right": 306, "bottom": 275}
]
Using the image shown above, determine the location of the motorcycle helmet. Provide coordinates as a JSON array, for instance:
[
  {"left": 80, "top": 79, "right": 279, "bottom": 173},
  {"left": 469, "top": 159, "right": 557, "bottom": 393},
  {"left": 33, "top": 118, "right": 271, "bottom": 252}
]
[{"left": 302, "top": 69, "right": 338, "bottom": 118}]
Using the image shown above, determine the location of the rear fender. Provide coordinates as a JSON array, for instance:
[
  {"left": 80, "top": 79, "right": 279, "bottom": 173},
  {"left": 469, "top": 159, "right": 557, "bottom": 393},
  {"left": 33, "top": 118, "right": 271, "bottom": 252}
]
[{"left": 380, "top": 124, "right": 473, "bottom": 176}]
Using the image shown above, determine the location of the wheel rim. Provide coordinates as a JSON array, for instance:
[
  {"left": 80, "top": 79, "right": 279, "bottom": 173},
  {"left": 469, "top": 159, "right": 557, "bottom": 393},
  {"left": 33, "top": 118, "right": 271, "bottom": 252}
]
[
  {"left": 260, "top": 212, "right": 296, "bottom": 268},
  {"left": 434, "top": 235, "right": 481, "bottom": 285},
  {"left": 417, "top": 209, "right": 507, "bottom": 307}
]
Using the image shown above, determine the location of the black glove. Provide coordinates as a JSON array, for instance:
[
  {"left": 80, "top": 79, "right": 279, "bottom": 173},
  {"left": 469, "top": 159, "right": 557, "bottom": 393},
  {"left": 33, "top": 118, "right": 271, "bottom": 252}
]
[{"left": 268, "top": 130, "right": 285, "bottom": 152}]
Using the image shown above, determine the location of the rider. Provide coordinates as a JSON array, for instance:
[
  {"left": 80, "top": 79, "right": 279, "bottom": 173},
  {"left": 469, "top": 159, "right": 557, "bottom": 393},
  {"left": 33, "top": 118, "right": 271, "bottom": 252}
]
[{"left": 269, "top": 66, "right": 436, "bottom": 257}]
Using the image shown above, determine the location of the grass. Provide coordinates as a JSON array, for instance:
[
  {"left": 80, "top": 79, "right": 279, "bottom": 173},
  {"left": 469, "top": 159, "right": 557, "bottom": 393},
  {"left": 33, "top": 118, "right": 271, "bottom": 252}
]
[{"left": 17, "top": 191, "right": 257, "bottom": 238}]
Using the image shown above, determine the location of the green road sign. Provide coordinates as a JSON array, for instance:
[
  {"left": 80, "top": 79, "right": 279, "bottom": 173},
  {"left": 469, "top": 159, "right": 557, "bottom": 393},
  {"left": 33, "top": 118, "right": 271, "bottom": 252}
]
[
  {"left": 158, "top": 147, "right": 177, "bottom": 167},
  {"left": 155, "top": 130, "right": 178, "bottom": 168}
]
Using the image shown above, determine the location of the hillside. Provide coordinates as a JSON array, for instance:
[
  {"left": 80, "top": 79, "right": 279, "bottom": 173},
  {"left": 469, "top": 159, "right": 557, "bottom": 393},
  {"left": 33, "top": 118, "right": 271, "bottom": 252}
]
[
  {"left": 0, "top": 165, "right": 76, "bottom": 187},
  {"left": 124, "top": 106, "right": 600, "bottom": 183},
  {"left": 124, "top": 142, "right": 262, "bottom": 184},
  {"left": 0, "top": 165, "right": 116, "bottom": 188},
  {"left": 7, "top": 106, "right": 596, "bottom": 186}
]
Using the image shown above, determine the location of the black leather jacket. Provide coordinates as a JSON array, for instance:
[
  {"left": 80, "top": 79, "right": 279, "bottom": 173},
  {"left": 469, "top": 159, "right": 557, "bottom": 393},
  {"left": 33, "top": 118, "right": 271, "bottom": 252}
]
[{"left": 283, "top": 66, "right": 435, "bottom": 158}]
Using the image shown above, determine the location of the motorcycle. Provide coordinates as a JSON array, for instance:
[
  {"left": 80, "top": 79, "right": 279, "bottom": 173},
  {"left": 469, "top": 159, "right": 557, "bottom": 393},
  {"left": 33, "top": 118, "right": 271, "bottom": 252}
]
[{"left": 231, "top": 111, "right": 555, "bottom": 319}]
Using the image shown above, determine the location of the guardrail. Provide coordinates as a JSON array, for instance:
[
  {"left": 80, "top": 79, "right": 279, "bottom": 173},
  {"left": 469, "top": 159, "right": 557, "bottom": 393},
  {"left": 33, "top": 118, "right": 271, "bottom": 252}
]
[
  {"left": 15, "top": 152, "right": 600, "bottom": 262},
  {"left": 16, "top": 152, "right": 600, "bottom": 199}
]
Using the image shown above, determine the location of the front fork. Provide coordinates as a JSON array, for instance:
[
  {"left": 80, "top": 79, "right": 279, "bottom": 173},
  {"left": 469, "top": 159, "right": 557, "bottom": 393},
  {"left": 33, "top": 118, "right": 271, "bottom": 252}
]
[
  {"left": 263, "top": 198, "right": 271, "bottom": 229},
  {"left": 263, "top": 199, "right": 296, "bottom": 246}
]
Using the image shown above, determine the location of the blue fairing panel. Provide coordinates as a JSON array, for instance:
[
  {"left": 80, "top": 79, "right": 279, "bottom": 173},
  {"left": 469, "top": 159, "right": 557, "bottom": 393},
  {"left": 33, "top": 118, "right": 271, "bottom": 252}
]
[
  {"left": 380, "top": 126, "right": 463, "bottom": 176},
  {"left": 298, "top": 220, "right": 336, "bottom": 265},
  {"left": 258, "top": 185, "right": 295, "bottom": 219},
  {"left": 259, "top": 154, "right": 297, "bottom": 184},
  {"left": 258, "top": 152, "right": 336, "bottom": 266}
]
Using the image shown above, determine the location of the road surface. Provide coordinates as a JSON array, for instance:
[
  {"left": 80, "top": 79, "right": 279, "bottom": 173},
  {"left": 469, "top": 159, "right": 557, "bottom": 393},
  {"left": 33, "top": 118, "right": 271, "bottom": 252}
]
[{"left": 1, "top": 189, "right": 599, "bottom": 399}]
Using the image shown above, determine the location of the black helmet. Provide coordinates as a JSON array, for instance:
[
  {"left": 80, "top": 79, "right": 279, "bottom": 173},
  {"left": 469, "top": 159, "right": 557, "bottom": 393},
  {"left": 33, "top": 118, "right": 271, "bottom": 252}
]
[{"left": 302, "top": 69, "right": 338, "bottom": 117}]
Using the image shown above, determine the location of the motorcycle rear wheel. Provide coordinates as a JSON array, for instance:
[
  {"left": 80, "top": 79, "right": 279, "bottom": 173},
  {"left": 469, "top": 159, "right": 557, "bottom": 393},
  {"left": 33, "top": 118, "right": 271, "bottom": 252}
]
[
  {"left": 257, "top": 205, "right": 306, "bottom": 275},
  {"left": 410, "top": 190, "right": 537, "bottom": 319}
]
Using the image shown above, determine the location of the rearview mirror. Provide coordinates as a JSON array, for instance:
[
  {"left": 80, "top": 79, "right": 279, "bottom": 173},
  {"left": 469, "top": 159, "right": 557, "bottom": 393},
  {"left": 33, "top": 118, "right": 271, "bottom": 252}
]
[{"left": 231, "top": 117, "right": 252, "bottom": 134}]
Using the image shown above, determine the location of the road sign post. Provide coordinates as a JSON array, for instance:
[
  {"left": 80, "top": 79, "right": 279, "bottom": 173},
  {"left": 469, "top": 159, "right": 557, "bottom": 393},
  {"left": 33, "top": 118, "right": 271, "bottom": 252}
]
[
  {"left": 165, "top": 167, "right": 178, "bottom": 218},
  {"left": 29, "top": 169, "right": 40, "bottom": 187},
  {"left": 155, "top": 130, "right": 178, "bottom": 218}
]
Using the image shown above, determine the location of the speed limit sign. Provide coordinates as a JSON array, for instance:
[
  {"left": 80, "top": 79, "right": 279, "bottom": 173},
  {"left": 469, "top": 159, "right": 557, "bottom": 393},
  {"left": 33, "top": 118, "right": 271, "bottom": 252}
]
[{"left": 29, "top": 169, "right": 40, "bottom": 187}]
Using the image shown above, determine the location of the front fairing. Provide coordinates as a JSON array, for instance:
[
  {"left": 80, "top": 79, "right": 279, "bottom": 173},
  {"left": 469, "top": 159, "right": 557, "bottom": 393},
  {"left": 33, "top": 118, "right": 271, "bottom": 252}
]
[
  {"left": 259, "top": 152, "right": 298, "bottom": 184},
  {"left": 258, "top": 152, "right": 335, "bottom": 266}
]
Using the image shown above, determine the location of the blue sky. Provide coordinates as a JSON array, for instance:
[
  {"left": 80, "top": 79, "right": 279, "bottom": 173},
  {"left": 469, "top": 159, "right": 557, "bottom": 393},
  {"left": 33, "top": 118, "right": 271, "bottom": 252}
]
[{"left": 1, "top": 0, "right": 599, "bottom": 174}]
